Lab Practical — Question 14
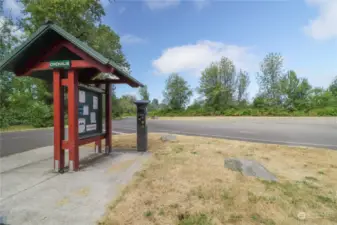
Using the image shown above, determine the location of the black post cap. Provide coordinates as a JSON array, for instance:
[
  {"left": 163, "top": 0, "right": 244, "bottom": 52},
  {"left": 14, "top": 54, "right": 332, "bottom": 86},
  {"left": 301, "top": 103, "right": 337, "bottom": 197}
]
[{"left": 134, "top": 100, "right": 150, "bottom": 105}]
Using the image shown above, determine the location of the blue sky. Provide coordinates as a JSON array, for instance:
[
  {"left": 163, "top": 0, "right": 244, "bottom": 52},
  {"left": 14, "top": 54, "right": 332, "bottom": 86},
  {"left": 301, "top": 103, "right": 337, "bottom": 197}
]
[
  {"left": 3, "top": 0, "right": 337, "bottom": 103},
  {"left": 103, "top": 0, "right": 337, "bottom": 102}
]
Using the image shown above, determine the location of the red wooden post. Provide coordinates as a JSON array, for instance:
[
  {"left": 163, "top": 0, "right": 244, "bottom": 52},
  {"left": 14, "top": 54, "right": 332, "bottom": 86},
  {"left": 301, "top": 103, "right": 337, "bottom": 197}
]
[
  {"left": 60, "top": 86, "right": 65, "bottom": 169},
  {"left": 68, "top": 69, "right": 79, "bottom": 171},
  {"left": 105, "top": 83, "right": 112, "bottom": 153},
  {"left": 53, "top": 70, "right": 65, "bottom": 171}
]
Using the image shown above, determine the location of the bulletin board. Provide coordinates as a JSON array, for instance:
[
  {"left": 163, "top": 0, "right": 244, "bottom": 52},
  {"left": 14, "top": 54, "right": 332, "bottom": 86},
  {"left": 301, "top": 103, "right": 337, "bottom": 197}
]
[{"left": 78, "top": 85, "right": 103, "bottom": 138}]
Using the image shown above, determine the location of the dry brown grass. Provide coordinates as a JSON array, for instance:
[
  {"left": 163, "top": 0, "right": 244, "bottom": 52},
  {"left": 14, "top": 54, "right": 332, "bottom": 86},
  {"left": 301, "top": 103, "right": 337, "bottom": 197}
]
[{"left": 98, "top": 133, "right": 337, "bottom": 225}]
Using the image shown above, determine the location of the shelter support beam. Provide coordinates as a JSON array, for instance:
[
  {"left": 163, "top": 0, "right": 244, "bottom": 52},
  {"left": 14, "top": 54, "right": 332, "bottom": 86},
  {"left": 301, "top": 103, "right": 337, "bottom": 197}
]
[
  {"left": 68, "top": 70, "right": 80, "bottom": 171},
  {"left": 105, "top": 83, "right": 112, "bottom": 154},
  {"left": 53, "top": 70, "right": 65, "bottom": 172}
]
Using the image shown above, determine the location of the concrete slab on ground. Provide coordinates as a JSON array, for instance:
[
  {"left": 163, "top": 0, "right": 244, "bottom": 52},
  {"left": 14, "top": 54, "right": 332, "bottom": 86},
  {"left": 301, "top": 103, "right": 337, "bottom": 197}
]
[{"left": 0, "top": 145, "right": 150, "bottom": 225}]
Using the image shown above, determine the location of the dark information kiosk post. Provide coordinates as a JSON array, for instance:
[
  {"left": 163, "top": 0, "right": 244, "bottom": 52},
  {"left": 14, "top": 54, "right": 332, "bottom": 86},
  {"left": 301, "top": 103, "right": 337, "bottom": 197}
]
[{"left": 134, "top": 100, "right": 149, "bottom": 152}]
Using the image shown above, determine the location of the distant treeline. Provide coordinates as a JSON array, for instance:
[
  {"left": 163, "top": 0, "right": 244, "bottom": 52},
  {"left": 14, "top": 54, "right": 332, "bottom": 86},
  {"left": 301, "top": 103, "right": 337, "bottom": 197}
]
[{"left": 140, "top": 53, "right": 337, "bottom": 117}]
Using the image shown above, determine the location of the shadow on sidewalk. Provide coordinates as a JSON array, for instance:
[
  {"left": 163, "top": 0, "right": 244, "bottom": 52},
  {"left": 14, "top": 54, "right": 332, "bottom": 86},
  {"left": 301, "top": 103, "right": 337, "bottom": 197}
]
[{"left": 62, "top": 148, "right": 142, "bottom": 171}]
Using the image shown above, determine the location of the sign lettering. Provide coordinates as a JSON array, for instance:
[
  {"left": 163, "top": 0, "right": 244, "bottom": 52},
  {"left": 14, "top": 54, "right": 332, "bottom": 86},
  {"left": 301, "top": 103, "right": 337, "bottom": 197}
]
[
  {"left": 49, "top": 60, "right": 71, "bottom": 69},
  {"left": 86, "top": 124, "right": 97, "bottom": 131},
  {"left": 78, "top": 118, "right": 86, "bottom": 133}
]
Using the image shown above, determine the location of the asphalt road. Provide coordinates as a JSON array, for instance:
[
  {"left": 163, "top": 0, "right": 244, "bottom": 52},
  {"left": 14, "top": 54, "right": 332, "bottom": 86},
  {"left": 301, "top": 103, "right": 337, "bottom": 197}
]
[{"left": 1, "top": 117, "right": 337, "bottom": 157}]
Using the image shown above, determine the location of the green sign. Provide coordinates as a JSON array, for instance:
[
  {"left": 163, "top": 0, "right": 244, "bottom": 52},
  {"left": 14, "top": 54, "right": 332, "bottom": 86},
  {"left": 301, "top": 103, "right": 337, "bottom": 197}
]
[{"left": 49, "top": 60, "right": 71, "bottom": 69}]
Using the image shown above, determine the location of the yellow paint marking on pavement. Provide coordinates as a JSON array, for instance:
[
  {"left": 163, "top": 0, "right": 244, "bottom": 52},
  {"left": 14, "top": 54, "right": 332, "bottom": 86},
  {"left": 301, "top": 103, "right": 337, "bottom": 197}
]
[
  {"left": 75, "top": 187, "right": 91, "bottom": 197},
  {"left": 107, "top": 159, "right": 136, "bottom": 174},
  {"left": 56, "top": 197, "right": 70, "bottom": 207}
]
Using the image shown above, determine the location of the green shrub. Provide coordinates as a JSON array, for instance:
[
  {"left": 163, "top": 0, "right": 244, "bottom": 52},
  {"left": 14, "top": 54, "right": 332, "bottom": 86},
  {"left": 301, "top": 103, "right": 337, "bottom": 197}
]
[
  {"left": 292, "top": 111, "right": 306, "bottom": 116},
  {"left": 9, "top": 107, "right": 32, "bottom": 125},
  {"left": 0, "top": 107, "right": 10, "bottom": 128},
  {"left": 146, "top": 106, "right": 337, "bottom": 117},
  {"left": 30, "top": 102, "right": 53, "bottom": 128},
  {"left": 309, "top": 107, "right": 337, "bottom": 116}
]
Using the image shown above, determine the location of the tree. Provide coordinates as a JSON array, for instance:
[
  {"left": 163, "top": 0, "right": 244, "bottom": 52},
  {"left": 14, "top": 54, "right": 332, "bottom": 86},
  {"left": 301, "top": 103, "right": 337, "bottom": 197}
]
[
  {"left": 280, "top": 70, "right": 312, "bottom": 110},
  {"left": 199, "top": 62, "right": 219, "bottom": 108},
  {"left": 0, "top": 13, "right": 17, "bottom": 109},
  {"left": 253, "top": 94, "right": 268, "bottom": 109},
  {"left": 187, "top": 99, "right": 205, "bottom": 111},
  {"left": 309, "top": 87, "right": 334, "bottom": 108},
  {"left": 256, "top": 53, "right": 284, "bottom": 106},
  {"left": 139, "top": 85, "right": 150, "bottom": 100},
  {"left": 0, "top": 9, "right": 17, "bottom": 127},
  {"left": 20, "top": 0, "right": 105, "bottom": 39},
  {"left": 236, "top": 70, "right": 250, "bottom": 104},
  {"left": 0, "top": 4, "right": 50, "bottom": 127},
  {"left": 149, "top": 98, "right": 159, "bottom": 111},
  {"left": 19, "top": 0, "right": 129, "bottom": 71},
  {"left": 163, "top": 73, "right": 193, "bottom": 110},
  {"left": 151, "top": 98, "right": 159, "bottom": 106},
  {"left": 199, "top": 57, "right": 236, "bottom": 110},
  {"left": 329, "top": 76, "right": 337, "bottom": 97},
  {"left": 158, "top": 101, "right": 168, "bottom": 110},
  {"left": 1, "top": 3, "right": 25, "bottom": 108},
  {"left": 89, "top": 25, "right": 130, "bottom": 72},
  {"left": 119, "top": 95, "right": 137, "bottom": 115},
  {"left": 111, "top": 85, "right": 122, "bottom": 118}
]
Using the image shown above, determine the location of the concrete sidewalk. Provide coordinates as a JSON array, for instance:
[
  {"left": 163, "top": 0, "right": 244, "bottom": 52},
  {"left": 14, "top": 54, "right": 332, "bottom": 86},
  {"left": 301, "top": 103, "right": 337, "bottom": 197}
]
[{"left": 0, "top": 145, "right": 150, "bottom": 225}]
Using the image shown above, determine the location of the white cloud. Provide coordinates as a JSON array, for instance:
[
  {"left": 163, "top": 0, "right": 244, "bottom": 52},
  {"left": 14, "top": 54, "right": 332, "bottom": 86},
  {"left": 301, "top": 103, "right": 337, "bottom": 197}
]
[
  {"left": 4, "top": 0, "right": 23, "bottom": 16},
  {"left": 303, "top": 0, "right": 337, "bottom": 40},
  {"left": 120, "top": 34, "right": 147, "bottom": 45},
  {"left": 145, "top": 0, "right": 180, "bottom": 10},
  {"left": 152, "top": 40, "right": 259, "bottom": 76}
]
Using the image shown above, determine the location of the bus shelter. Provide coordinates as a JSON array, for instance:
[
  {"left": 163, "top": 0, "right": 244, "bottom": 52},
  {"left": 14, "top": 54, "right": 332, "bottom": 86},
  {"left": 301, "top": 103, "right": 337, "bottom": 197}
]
[{"left": 0, "top": 21, "right": 144, "bottom": 172}]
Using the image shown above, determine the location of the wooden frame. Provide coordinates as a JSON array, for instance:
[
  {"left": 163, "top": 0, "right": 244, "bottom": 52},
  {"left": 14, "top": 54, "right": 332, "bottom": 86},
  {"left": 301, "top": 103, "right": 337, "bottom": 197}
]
[
  {"left": 105, "top": 83, "right": 112, "bottom": 153},
  {"left": 15, "top": 40, "right": 134, "bottom": 86},
  {"left": 21, "top": 60, "right": 95, "bottom": 76},
  {"left": 67, "top": 69, "right": 80, "bottom": 171},
  {"left": 62, "top": 135, "right": 105, "bottom": 149},
  {"left": 53, "top": 69, "right": 65, "bottom": 171},
  {"left": 19, "top": 41, "right": 126, "bottom": 172}
]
